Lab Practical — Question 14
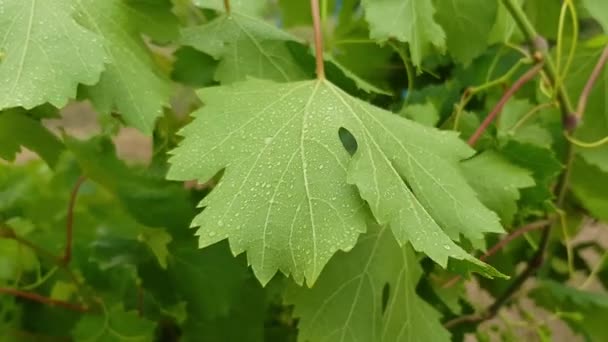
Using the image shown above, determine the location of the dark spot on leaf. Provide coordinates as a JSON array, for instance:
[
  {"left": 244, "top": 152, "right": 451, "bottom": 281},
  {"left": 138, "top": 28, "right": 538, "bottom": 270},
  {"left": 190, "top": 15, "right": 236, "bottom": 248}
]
[
  {"left": 382, "top": 283, "right": 390, "bottom": 313},
  {"left": 339, "top": 127, "right": 357, "bottom": 156}
]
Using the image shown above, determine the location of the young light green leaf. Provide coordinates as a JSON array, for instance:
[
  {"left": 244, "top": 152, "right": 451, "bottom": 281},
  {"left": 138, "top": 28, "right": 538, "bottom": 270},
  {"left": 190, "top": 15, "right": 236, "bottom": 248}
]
[
  {"left": 168, "top": 79, "right": 503, "bottom": 285},
  {"left": 565, "top": 42, "right": 608, "bottom": 172},
  {"left": 0, "top": 238, "right": 39, "bottom": 282},
  {"left": 0, "top": 0, "right": 106, "bottom": 110},
  {"left": 488, "top": 0, "right": 522, "bottom": 44},
  {"left": 72, "top": 304, "right": 155, "bottom": 341},
  {"left": 74, "top": 0, "right": 176, "bottom": 134},
  {"left": 400, "top": 102, "right": 440, "bottom": 127},
  {"left": 181, "top": 8, "right": 308, "bottom": 84},
  {"left": 461, "top": 151, "right": 535, "bottom": 226},
  {"left": 497, "top": 99, "right": 553, "bottom": 148},
  {"left": 0, "top": 109, "right": 64, "bottom": 168},
  {"left": 361, "top": 0, "right": 445, "bottom": 66},
  {"left": 286, "top": 225, "right": 450, "bottom": 342},
  {"left": 432, "top": 0, "right": 497, "bottom": 65}
]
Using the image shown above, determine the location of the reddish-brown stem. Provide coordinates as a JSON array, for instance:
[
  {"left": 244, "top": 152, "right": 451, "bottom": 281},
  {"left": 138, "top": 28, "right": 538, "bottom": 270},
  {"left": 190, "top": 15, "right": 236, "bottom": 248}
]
[
  {"left": 468, "top": 63, "right": 544, "bottom": 147},
  {"left": 310, "top": 0, "right": 325, "bottom": 79},
  {"left": 223, "top": 0, "right": 230, "bottom": 14},
  {"left": 0, "top": 287, "right": 89, "bottom": 313},
  {"left": 63, "top": 176, "right": 86, "bottom": 265},
  {"left": 442, "top": 219, "right": 553, "bottom": 288},
  {"left": 575, "top": 45, "right": 608, "bottom": 120}
]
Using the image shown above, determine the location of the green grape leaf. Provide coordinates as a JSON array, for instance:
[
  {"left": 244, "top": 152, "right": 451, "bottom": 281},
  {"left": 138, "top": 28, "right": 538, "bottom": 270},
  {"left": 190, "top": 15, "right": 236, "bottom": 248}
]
[
  {"left": 75, "top": 0, "right": 177, "bottom": 133},
  {"left": 286, "top": 225, "right": 450, "bottom": 342},
  {"left": 64, "top": 135, "right": 195, "bottom": 230},
  {"left": 168, "top": 79, "right": 503, "bottom": 285},
  {"left": 277, "top": 0, "right": 312, "bottom": 27},
  {"left": 286, "top": 42, "right": 392, "bottom": 95},
  {"left": 497, "top": 99, "right": 553, "bottom": 148},
  {"left": 566, "top": 41, "right": 608, "bottom": 172},
  {"left": 361, "top": 0, "right": 445, "bottom": 66},
  {"left": 0, "top": 0, "right": 106, "bottom": 110},
  {"left": 581, "top": 0, "right": 608, "bottom": 33},
  {"left": 139, "top": 227, "right": 172, "bottom": 269},
  {"left": 500, "top": 140, "right": 562, "bottom": 209},
  {"left": 570, "top": 157, "right": 608, "bottom": 221},
  {"left": 400, "top": 102, "right": 440, "bottom": 127},
  {"left": 171, "top": 47, "right": 218, "bottom": 87},
  {"left": 0, "top": 109, "right": 64, "bottom": 168},
  {"left": 181, "top": 285, "right": 266, "bottom": 342},
  {"left": 461, "top": 151, "right": 535, "bottom": 227},
  {"left": 0, "top": 238, "right": 39, "bottom": 282},
  {"left": 168, "top": 241, "right": 251, "bottom": 319},
  {"left": 72, "top": 304, "right": 156, "bottom": 341},
  {"left": 531, "top": 280, "right": 608, "bottom": 342},
  {"left": 524, "top": 0, "right": 561, "bottom": 40},
  {"left": 432, "top": 0, "right": 497, "bottom": 65},
  {"left": 325, "top": 56, "right": 391, "bottom": 95},
  {"left": 488, "top": 0, "right": 522, "bottom": 44},
  {"left": 181, "top": 7, "right": 308, "bottom": 84}
]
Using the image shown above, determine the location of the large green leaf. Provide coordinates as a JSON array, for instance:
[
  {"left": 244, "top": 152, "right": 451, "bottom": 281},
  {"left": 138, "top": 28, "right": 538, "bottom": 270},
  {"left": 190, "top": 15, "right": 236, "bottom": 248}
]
[
  {"left": 181, "top": 5, "right": 308, "bottom": 84},
  {"left": 286, "top": 226, "right": 450, "bottom": 342},
  {"left": 0, "top": 0, "right": 106, "bottom": 110},
  {"left": 566, "top": 41, "right": 608, "bottom": 172},
  {"left": 361, "top": 0, "right": 445, "bottom": 66},
  {"left": 75, "top": 0, "right": 177, "bottom": 133},
  {"left": 168, "top": 79, "right": 503, "bottom": 285},
  {"left": 461, "top": 151, "right": 535, "bottom": 227},
  {"left": 432, "top": 0, "right": 497, "bottom": 65}
]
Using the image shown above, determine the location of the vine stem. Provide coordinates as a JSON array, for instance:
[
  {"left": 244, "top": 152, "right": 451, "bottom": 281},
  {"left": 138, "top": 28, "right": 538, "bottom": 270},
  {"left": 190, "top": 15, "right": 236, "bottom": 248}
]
[
  {"left": 501, "top": 0, "right": 576, "bottom": 129},
  {"left": 0, "top": 287, "right": 90, "bottom": 313},
  {"left": 310, "top": 0, "right": 325, "bottom": 79},
  {"left": 575, "top": 45, "right": 608, "bottom": 120},
  {"left": 442, "top": 219, "right": 554, "bottom": 288},
  {"left": 223, "top": 0, "right": 230, "bottom": 14},
  {"left": 62, "top": 176, "right": 87, "bottom": 265},
  {"left": 467, "top": 63, "right": 544, "bottom": 147},
  {"left": 446, "top": 0, "right": 592, "bottom": 330}
]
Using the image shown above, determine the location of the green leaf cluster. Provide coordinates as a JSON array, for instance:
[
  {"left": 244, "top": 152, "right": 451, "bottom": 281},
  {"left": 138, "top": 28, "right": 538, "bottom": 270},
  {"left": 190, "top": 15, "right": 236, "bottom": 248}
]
[{"left": 1, "top": 0, "right": 608, "bottom": 340}]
